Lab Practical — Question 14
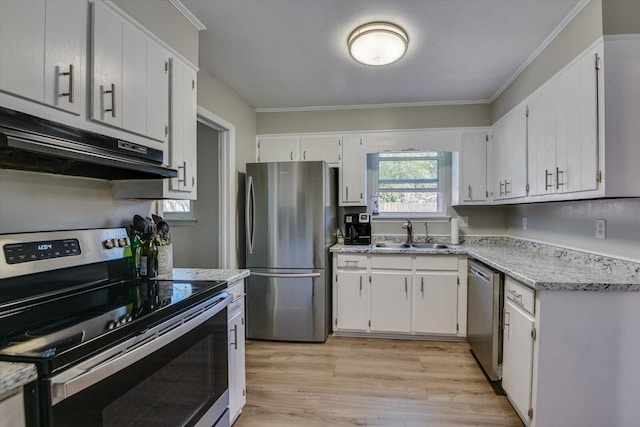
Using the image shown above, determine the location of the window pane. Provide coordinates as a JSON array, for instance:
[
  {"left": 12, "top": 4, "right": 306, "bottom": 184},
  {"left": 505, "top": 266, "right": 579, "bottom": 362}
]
[
  {"left": 378, "top": 192, "right": 439, "bottom": 213},
  {"left": 162, "top": 200, "right": 191, "bottom": 213},
  {"left": 378, "top": 159, "right": 438, "bottom": 189},
  {"left": 379, "top": 182, "right": 438, "bottom": 190}
]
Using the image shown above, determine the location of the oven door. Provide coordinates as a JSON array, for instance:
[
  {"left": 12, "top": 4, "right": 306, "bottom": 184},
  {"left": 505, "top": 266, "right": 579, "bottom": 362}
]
[{"left": 43, "top": 293, "right": 231, "bottom": 427}]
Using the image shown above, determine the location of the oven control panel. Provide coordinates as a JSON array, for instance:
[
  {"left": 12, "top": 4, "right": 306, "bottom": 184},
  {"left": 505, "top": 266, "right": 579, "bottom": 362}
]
[{"left": 3, "top": 239, "right": 80, "bottom": 264}]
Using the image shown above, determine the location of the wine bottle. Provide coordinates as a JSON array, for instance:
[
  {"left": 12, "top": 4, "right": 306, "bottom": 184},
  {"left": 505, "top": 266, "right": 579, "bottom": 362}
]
[{"left": 140, "top": 234, "right": 158, "bottom": 278}]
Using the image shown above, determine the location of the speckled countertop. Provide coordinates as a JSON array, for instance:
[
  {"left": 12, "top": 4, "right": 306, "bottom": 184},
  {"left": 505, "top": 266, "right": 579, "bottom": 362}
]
[
  {"left": 158, "top": 268, "right": 250, "bottom": 283},
  {"left": 0, "top": 362, "right": 37, "bottom": 397},
  {"left": 331, "top": 238, "right": 640, "bottom": 292}
]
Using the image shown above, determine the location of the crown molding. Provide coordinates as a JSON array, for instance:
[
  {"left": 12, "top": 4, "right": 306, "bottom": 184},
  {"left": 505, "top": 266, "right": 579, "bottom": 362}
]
[
  {"left": 255, "top": 99, "right": 490, "bottom": 113},
  {"left": 488, "top": 0, "right": 591, "bottom": 103},
  {"left": 169, "top": 0, "right": 206, "bottom": 31}
]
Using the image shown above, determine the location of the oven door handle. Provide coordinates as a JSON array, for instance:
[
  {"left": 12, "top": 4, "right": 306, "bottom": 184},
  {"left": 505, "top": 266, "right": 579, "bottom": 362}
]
[{"left": 49, "top": 292, "right": 232, "bottom": 405}]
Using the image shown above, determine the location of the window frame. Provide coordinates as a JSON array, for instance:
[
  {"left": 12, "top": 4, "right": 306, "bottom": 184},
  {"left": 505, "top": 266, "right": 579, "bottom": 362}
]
[
  {"left": 369, "top": 150, "right": 448, "bottom": 219},
  {"left": 161, "top": 199, "right": 196, "bottom": 223}
]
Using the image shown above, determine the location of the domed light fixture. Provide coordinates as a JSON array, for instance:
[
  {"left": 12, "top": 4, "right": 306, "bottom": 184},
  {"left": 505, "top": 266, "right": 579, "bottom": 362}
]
[{"left": 348, "top": 22, "right": 409, "bottom": 66}]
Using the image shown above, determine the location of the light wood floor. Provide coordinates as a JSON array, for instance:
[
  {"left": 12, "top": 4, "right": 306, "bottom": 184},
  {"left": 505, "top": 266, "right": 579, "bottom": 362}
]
[{"left": 234, "top": 336, "right": 523, "bottom": 427}]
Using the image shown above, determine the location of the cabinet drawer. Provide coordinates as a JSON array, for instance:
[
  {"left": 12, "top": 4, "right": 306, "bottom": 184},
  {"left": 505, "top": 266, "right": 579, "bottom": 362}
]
[
  {"left": 228, "top": 295, "right": 244, "bottom": 318},
  {"left": 228, "top": 280, "right": 245, "bottom": 302},
  {"left": 336, "top": 254, "right": 369, "bottom": 268},
  {"left": 370, "top": 255, "right": 412, "bottom": 270},
  {"left": 504, "top": 277, "right": 535, "bottom": 314},
  {"left": 415, "top": 255, "right": 458, "bottom": 271}
]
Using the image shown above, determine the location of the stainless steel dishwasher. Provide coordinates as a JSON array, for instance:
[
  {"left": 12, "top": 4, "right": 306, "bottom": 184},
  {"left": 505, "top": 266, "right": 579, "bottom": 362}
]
[{"left": 467, "top": 259, "right": 503, "bottom": 381}]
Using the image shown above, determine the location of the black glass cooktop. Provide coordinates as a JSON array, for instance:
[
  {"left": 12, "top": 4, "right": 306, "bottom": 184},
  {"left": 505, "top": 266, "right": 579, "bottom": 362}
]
[{"left": 0, "top": 278, "right": 226, "bottom": 375}]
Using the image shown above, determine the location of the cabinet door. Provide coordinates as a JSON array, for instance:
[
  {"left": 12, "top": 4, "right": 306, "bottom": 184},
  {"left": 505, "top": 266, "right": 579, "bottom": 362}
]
[
  {"left": 146, "top": 42, "right": 170, "bottom": 143},
  {"left": 339, "top": 135, "right": 366, "bottom": 206},
  {"left": 44, "top": 0, "right": 85, "bottom": 115},
  {"left": 182, "top": 66, "right": 198, "bottom": 194},
  {"left": 228, "top": 304, "right": 246, "bottom": 423},
  {"left": 257, "top": 137, "right": 299, "bottom": 162},
  {"left": 502, "top": 299, "right": 535, "bottom": 423},
  {"left": 335, "top": 271, "right": 368, "bottom": 331},
  {"left": 0, "top": 0, "right": 46, "bottom": 103},
  {"left": 370, "top": 273, "right": 411, "bottom": 333},
  {"left": 412, "top": 273, "right": 458, "bottom": 335},
  {"left": 491, "top": 120, "right": 506, "bottom": 200},
  {"left": 121, "top": 24, "right": 147, "bottom": 135},
  {"left": 300, "top": 136, "right": 341, "bottom": 165},
  {"left": 504, "top": 106, "right": 528, "bottom": 199},
  {"left": 460, "top": 132, "right": 487, "bottom": 202},
  {"left": 92, "top": 2, "right": 122, "bottom": 127},
  {"left": 527, "top": 88, "right": 549, "bottom": 196}
]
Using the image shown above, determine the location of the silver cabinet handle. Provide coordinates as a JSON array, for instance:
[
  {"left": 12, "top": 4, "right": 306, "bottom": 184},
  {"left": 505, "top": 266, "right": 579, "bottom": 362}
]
[
  {"left": 404, "top": 277, "right": 408, "bottom": 294},
  {"left": 178, "top": 161, "right": 186, "bottom": 185},
  {"left": 344, "top": 260, "right": 359, "bottom": 266},
  {"left": 503, "top": 309, "right": 510, "bottom": 331},
  {"left": 359, "top": 276, "right": 362, "bottom": 292},
  {"left": 230, "top": 324, "right": 238, "bottom": 350},
  {"left": 251, "top": 272, "right": 321, "bottom": 278},
  {"left": 246, "top": 176, "right": 255, "bottom": 255},
  {"left": 556, "top": 167, "right": 564, "bottom": 190},
  {"left": 545, "top": 169, "right": 553, "bottom": 191},
  {"left": 468, "top": 184, "right": 472, "bottom": 199},
  {"left": 421, "top": 277, "right": 424, "bottom": 294},
  {"left": 303, "top": 150, "right": 306, "bottom": 160},
  {"left": 346, "top": 186, "right": 349, "bottom": 200},
  {"left": 499, "top": 181, "right": 504, "bottom": 197},
  {"left": 507, "top": 289, "right": 522, "bottom": 300},
  {"left": 504, "top": 180, "right": 511, "bottom": 195},
  {"left": 104, "top": 83, "right": 115, "bottom": 117},
  {"left": 60, "top": 64, "right": 74, "bottom": 103},
  {"left": 290, "top": 151, "right": 294, "bottom": 160}
]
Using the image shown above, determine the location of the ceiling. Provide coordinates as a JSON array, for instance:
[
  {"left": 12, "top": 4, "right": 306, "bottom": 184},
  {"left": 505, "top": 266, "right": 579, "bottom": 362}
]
[{"left": 181, "top": 0, "right": 585, "bottom": 111}]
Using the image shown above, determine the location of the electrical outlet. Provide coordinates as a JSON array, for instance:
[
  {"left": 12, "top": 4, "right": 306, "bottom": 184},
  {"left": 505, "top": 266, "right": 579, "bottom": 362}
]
[
  {"left": 595, "top": 219, "right": 606, "bottom": 239},
  {"left": 522, "top": 217, "right": 528, "bottom": 230},
  {"left": 458, "top": 216, "right": 469, "bottom": 227}
]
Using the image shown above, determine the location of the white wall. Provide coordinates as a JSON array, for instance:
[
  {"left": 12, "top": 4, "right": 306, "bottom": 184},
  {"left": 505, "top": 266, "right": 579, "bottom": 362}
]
[
  {"left": 170, "top": 124, "right": 220, "bottom": 268},
  {"left": 0, "top": 170, "right": 153, "bottom": 233}
]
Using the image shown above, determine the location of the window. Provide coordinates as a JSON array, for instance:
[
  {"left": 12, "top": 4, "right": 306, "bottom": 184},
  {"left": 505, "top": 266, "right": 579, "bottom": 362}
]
[
  {"left": 162, "top": 200, "right": 194, "bottom": 220},
  {"left": 372, "top": 150, "right": 444, "bottom": 215}
]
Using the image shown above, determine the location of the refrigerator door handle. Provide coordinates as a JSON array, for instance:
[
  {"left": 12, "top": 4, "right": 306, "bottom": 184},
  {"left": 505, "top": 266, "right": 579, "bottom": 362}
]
[
  {"left": 246, "top": 175, "right": 255, "bottom": 254},
  {"left": 251, "top": 272, "right": 322, "bottom": 278}
]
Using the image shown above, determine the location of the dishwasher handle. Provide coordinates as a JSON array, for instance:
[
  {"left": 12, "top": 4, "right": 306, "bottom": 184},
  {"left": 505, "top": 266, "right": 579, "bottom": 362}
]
[{"left": 469, "top": 265, "right": 490, "bottom": 282}]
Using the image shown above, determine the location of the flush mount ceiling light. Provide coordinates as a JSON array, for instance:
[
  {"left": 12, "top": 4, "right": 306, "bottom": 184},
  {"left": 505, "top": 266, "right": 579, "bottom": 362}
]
[{"left": 348, "top": 22, "right": 409, "bottom": 66}]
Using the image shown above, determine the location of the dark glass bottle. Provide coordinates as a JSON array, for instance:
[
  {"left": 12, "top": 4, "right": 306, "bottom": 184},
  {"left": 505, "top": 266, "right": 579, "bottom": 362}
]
[{"left": 140, "top": 234, "right": 158, "bottom": 278}]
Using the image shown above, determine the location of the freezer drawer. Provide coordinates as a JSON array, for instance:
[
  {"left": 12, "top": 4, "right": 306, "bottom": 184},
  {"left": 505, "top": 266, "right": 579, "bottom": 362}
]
[{"left": 246, "top": 269, "right": 329, "bottom": 342}]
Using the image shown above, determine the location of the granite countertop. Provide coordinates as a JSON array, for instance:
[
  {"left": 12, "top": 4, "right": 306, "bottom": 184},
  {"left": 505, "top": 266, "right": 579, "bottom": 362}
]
[
  {"left": 0, "top": 362, "right": 37, "bottom": 397},
  {"left": 158, "top": 268, "right": 250, "bottom": 283},
  {"left": 331, "top": 240, "right": 640, "bottom": 292}
]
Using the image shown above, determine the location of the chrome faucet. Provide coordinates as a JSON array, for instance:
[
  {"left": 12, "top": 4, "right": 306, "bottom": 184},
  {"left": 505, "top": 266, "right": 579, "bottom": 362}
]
[
  {"left": 402, "top": 219, "right": 413, "bottom": 244},
  {"left": 423, "top": 221, "right": 429, "bottom": 243}
]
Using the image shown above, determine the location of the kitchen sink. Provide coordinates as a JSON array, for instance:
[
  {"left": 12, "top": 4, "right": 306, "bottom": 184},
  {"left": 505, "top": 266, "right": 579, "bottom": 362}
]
[{"left": 373, "top": 242, "right": 449, "bottom": 250}]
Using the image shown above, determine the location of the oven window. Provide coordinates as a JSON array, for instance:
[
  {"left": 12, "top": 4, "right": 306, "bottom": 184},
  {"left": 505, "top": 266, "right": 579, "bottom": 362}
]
[{"left": 49, "top": 309, "right": 228, "bottom": 427}]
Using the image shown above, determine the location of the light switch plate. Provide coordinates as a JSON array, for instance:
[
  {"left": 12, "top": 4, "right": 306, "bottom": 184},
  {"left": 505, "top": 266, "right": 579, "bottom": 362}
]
[
  {"left": 458, "top": 216, "right": 469, "bottom": 227},
  {"left": 522, "top": 217, "right": 528, "bottom": 230},
  {"left": 595, "top": 219, "right": 606, "bottom": 239}
]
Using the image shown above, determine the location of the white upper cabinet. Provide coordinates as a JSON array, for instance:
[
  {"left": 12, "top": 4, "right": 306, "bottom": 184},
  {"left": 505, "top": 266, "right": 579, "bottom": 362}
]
[
  {"left": 340, "top": 135, "right": 366, "bottom": 206},
  {"left": 300, "top": 135, "right": 341, "bottom": 164},
  {"left": 528, "top": 44, "right": 600, "bottom": 197},
  {"left": 491, "top": 105, "right": 528, "bottom": 201},
  {"left": 256, "top": 137, "right": 299, "bottom": 162},
  {"left": 0, "top": 0, "right": 85, "bottom": 115},
  {"left": 452, "top": 131, "right": 488, "bottom": 205},
  {"left": 91, "top": 1, "right": 170, "bottom": 142},
  {"left": 255, "top": 135, "right": 340, "bottom": 166}
]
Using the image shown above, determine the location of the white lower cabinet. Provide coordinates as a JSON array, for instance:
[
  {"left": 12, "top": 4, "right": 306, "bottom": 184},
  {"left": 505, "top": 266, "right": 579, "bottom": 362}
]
[
  {"left": 501, "top": 277, "right": 535, "bottom": 425},
  {"left": 412, "top": 272, "right": 458, "bottom": 335},
  {"left": 333, "top": 253, "right": 465, "bottom": 338},
  {"left": 370, "top": 272, "right": 411, "bottom": 332},
  {"left": 227, "top": 280, "right": 246, "bottom": 424},
  {"left": 335, "top": 270, "right": 368, "bottom": 331}
]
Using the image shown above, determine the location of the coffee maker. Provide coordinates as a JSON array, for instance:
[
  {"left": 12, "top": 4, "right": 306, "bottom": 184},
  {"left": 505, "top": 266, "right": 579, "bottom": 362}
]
[{"left": 344, "top": 213, "right": 372, "bottom": 245}]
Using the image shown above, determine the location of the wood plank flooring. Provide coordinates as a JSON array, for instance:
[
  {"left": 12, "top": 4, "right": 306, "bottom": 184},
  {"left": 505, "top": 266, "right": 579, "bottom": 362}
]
[{"left": 234, "top": 336, "right": 523, "bottom": 427}]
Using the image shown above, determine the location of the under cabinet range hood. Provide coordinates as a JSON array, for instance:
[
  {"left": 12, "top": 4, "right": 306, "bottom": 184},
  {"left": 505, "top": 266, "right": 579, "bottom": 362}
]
[{"left": 0, "top": 107, "right": 178, "bottom": 180}]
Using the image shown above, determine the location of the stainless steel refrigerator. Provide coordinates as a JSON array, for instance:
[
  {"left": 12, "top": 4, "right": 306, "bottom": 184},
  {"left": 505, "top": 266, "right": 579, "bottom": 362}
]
[{"left": 245, "top": 161, "right": 337, "bottom": 342}]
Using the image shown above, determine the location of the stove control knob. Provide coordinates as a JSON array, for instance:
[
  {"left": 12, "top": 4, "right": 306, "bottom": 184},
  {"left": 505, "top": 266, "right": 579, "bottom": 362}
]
[
  {"left": 106, "top": 320, "right": 117, "bottom": 330},
  {"left": 119, "top": 314, "right": 131, "bottom": 325},
  {"left": 103, "top": 239, "right": 115, "bottom": 249},
  {"left": 118, "top": 238, "right": 128, "bottom": 247}
]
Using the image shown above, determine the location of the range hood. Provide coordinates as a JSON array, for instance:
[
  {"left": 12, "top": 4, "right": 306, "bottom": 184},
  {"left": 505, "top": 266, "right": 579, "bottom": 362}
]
[{"left": 0, "top": 107, "right": 178, "bottom": 180}]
